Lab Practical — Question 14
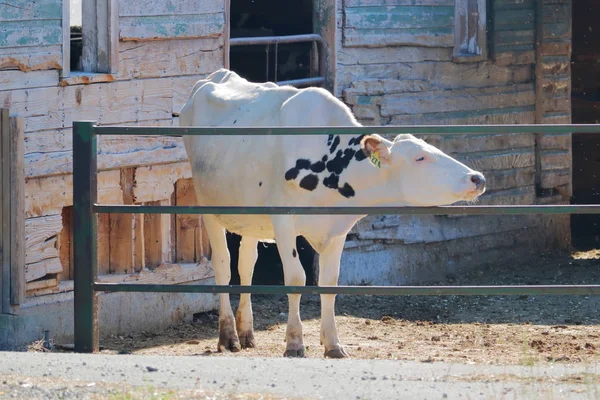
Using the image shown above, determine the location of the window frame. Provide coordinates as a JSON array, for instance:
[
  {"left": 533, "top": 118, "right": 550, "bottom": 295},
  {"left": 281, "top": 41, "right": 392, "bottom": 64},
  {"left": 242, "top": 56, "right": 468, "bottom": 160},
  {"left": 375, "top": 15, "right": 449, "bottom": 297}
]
[
  {"left": 453, "top": 0, "right": 488, "bottom": 63},
  {"left": 62, "top": 0, "right": 119, "bottom": 79}
]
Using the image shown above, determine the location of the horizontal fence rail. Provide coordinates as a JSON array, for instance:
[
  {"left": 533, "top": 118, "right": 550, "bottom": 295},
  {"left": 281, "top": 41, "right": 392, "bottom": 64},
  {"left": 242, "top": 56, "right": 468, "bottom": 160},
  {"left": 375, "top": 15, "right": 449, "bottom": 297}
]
[
  {"left": 92, "top": 284, "right": 600, "bottom": 296},
  {"left": 93, "top": 204, "right": 600, "bottom": 215},
  {"left": 72, "top": 121, "right": 600, "bottom": 353},
  {"left": 92, "top": 124, "right": 600, "bottom": 136}
]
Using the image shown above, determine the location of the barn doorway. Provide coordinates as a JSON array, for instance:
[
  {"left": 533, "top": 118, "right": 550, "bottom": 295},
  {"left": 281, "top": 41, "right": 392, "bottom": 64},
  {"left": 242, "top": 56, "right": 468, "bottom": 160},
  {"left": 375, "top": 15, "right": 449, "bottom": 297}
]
[
  {"left": 229, "top": 0, "right": 314, "bottom": 83},
  {"left": 225, "top": 0, "right": 319, "bottom": 285},
  {"left": 571, "top": 0, "right": 600, "bottom": 249}
]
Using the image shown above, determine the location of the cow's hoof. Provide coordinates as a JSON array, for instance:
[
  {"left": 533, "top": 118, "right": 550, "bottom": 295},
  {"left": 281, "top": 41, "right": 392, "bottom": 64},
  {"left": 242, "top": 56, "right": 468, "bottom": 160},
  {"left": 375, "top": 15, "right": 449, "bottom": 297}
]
[
  {"left": 324, "top": 347, "right": 349, "bottom": 359},
  {"left": 283, "top": 347, "right": 306, "bottom": 358},
  {"left": 218, "top": 339, "right": 241, "bottom": 353},
  {"left": 238, "top": 331, "right": 256, "bottom": 349}
]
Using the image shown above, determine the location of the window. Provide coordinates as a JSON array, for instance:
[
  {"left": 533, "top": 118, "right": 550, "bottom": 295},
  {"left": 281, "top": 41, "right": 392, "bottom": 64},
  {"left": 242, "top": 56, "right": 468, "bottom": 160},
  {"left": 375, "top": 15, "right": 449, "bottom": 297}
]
[
  {"left": 454, "top": 0, "right": 487, "bottom": 63},
  {"left": 62, "top": 0, "right": 118, "bottom": 78}
]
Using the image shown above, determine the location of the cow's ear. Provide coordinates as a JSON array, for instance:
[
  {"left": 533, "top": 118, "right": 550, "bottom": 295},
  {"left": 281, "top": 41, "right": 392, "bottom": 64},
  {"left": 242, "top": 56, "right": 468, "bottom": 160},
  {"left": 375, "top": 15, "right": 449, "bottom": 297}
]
[{"left": 361, "top": 135, "right": 391, "bottom": 166}]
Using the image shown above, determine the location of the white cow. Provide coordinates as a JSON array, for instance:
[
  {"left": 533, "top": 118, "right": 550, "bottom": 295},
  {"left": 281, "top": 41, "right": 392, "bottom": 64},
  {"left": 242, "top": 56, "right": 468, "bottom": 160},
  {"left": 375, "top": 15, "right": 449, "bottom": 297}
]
[{"left": 179, "top": 69, "right": 486, "bottom": 358}]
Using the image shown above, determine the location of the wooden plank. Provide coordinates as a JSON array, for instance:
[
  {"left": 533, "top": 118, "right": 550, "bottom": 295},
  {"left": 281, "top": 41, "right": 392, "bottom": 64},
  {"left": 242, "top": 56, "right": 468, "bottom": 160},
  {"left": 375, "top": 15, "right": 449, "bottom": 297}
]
[
  {"left": 0, "top": 45, "right": 62, "bottom": 72},
  {"left": 9, "top": 113, "right": 25, "bottom": 303},
  {"left": 119, "top": 13, "right": 224, "bottom": 41},
  {"left": 25, "top": 275, "right": 59, "bottom": 293},
  {"left": 25, "top": 170, "right": 123, "bottom": 218},
  {"left": 25, "top": 215, "right": 62, "bottom": 268},
  {"left": 344, "top": 0, "right": 454, "bottom": 6},
  {"left": 25, "top": 258, "right": 62, "bottom": 282},
  {"left": 26, "top": 234, "right": 58, "bottom": 265},
  {"left": 118, "top": 39, "right": 223, "bottom": 79},
  {"left": 61, "top": 0, "right": 70, "bottom": 78},
  {"left": 540, "top": 150, "right": 570, "bottom": 170},
  {"left": 133, "top": 213, "right": 145, "bottom": 272},
  {"left": 119, "top": 0, "right": 224, "bottom": 16},
  {"left": 108, "top": 168, "right": 135, "bottom": 274},
  {"left": 175, "top": 179, "right": 200, "bottom": 263},
  {"left": 337, "top": 46, "right": 452, "bottom": 65},
  {"left": 0, "top": 0, "right": 62, "bottom": 21},
  {"left": 381, "top": 84, "right": 535, "bottom": 116},
  {"left": 143, "top": 200, "right": 172, "bottom": 268},
  {"left": 1, "top": 108, "right": 7, "bottom": 311},
  {"left": 456, "top": 149, "right": 535, "bottom": 171},
  {"left": 133, "top": 162, "right": 192, "bottom": 203},
  {"left": 343, "top": 27, "right": 453, "bottom": 48},
  {"left": 97, "top": 261, "right": 213, "bottom": 285},
  {"left": 0, "top": 20, "right": 62, "bottom": 48},
  {"left": 0, "top": 70, "right": 58, "bottom": 91},
  {"left": 344, "top": 6, "right": 454, "bottom": 30},
  {"left": 357, "top": 214, "right": 541, "bottom": 244},
  {"left": 58, "top": 206, "right": 73, "bottom": 281},
  {"left": 97, "top": 213, "right": 110, "bottom": 275}
]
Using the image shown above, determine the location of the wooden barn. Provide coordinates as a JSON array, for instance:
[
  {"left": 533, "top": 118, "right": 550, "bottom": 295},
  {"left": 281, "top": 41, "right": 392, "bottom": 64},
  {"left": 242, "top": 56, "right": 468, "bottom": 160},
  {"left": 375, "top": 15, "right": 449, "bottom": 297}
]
[{"left": 1, "top": 0, "right": 595, "bottom": 348}]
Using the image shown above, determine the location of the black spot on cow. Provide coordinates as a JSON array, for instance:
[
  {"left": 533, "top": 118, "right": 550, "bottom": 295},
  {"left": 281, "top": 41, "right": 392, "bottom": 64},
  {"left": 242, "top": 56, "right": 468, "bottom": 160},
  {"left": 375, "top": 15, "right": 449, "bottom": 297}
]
[
  {"left": 327, "top": 135, "right": 333, "bottom": 145},
  {"left": 322, "top": 155, "right": 328, "bottom": 162},
  {"left": 327, "top": 148, "right": 356, "bottom": 175},
  {"left": 323, "top": 173, "right": 339, "bottom": 189},
  {"left": 259, "top": 181, "right": 263, "bottom": 187},
  {"left": 285, "top": 168, "right": 300, "bottom": 181},
  {"left": 348, "top": 134, "right": 365, "bottom": 146},
  {"left": 354, "top": 150, "right": 367, "bottom": 161},
  {"left": 285, "top": 159, "right": 312, "bottom": 181},
  {"left": 329, "top": 136, "right": 341, "bottom": 154},
  {"left": 296, "top": 159, "right": 311, "bottom": 170},
  {"left": 310, "top": 160, "right": 326, "bottom": 173},
  {"left": 292, "top": 249, "right": 297, "bottom": 258},
  {"left": 299, "top": 174, "right": 319, "bottom": 191},
  {"left": 338, "top": 183, "right": 355, "bottom": 198},
  {"left": 233, "top": 119, "right": 237, "bottom": 124}
]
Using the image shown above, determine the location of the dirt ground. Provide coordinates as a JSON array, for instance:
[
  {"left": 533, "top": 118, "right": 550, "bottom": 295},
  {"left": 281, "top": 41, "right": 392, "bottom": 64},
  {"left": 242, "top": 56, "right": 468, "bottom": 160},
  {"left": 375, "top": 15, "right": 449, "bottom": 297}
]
[{"left": 41, "top": 249, "right": 600, "bottom": 365}]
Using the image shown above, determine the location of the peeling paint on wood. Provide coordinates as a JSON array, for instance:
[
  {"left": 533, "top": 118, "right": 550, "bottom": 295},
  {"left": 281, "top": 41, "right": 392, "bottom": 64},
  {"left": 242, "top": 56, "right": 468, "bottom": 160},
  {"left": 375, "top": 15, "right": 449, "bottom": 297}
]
[{"left": 119, "top": 14, "right": 224, "bottom": 41}]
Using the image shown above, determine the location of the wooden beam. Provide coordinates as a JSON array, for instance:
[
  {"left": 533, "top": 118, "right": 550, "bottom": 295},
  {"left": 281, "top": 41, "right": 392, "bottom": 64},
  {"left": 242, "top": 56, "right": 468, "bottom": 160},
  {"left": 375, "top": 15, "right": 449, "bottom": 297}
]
[
  {"left": 58, "top": 207, "right": 74, "bottom": 281},
  {"left": 108, "top": 168, "right": 135, "bottom": 274},
  {"left": 9, "top": 115, "right": 25, "bottom": 305},
  {"left": 143, "top": 199, "right": 172, "bottom": 268},
  {"left": 175, "top": 179, "right": 200, "bottom": 263},
  {"left": 1, "top": 108, "right": 8, "bottom": 312}
]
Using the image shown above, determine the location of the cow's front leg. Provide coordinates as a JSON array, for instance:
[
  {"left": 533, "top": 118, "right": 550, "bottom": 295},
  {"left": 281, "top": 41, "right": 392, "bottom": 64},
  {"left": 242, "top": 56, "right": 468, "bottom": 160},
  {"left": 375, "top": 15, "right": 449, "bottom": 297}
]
[
  {"left": 271, "top": 216, "right": 306, "bottom": 357},
  {"left": 319, "top": 235, "right": 349, "bottom": 358},
  {"left": 236, "top": 236, "right": 259, "bottom": 349},
  {"left": 203, "top": 215, "right": 241, "bottom": 352}
]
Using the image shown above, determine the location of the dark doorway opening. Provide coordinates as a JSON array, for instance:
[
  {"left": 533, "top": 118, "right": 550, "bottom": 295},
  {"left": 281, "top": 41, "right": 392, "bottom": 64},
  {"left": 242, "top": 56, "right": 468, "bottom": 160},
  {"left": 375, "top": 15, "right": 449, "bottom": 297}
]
[
  {"left": 571, "top": 0, "right": 600, "bottom": 249},
  {"left": 226, "top": 0, "right": 318, "bottom": 285},
  {"left": 229, "top": 0, "right": 314, "bottom": 83},
  {"left": 227, "top": 233, "right": 317, "bottom": 286}
]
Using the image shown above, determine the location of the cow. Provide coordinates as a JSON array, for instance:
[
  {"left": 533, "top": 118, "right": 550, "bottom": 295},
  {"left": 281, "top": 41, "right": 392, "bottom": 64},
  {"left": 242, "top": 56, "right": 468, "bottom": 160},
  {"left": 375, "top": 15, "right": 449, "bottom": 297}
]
[{"left": 178, "top": 69, "right": 486, "bottom": 358}]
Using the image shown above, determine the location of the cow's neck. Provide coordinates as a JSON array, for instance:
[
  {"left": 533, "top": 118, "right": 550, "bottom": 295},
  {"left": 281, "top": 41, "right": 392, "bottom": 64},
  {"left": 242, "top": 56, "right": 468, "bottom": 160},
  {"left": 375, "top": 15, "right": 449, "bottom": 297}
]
[{"left": 340, "top": 155, "right": 401, "bottom": 207}]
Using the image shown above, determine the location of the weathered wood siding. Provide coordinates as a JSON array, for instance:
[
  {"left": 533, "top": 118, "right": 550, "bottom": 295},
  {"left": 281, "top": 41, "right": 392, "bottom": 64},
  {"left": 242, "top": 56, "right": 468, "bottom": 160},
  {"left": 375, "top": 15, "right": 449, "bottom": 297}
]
[
  {"left": 119, "top": 0, "right": 225, "bottom": 41},
  {"left": 0, "top": 0, "right": 225, "bottom": 294},
  {"left": 336, "top": 0, "right": 572, "bottom": 280},
  {"left": 0, "top": 0, "right": 63, "bottom": 71}
]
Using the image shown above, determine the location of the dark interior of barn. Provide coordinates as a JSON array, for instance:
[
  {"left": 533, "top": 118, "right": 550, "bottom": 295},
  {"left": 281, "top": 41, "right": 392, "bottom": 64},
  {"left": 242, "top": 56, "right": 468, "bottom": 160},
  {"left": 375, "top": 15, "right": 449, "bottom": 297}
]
[
  {"left": 226, "top": 0, "right": 317, "bottom": 285},
  {"left": 229, "top": 0, "right": 314, "bottom": 83},
  {"left": 571, "top": 0, "right": 600, "bottom": 249}
]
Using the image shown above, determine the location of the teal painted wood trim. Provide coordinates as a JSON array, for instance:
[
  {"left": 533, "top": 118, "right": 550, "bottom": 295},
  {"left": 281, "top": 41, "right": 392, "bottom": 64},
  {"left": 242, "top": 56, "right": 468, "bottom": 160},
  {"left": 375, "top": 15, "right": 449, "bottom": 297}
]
[
  {"left": 495, "top": 9, "right": 534, "bottom": 28},
  {"left": 494, "top": 0, "right": 535, "bottom": 11},
  {"left": 494, "top": 44, "right": 535, "bottom": 53},
  {"left": 344, "top": 0, "right": 454, "bottom": 7},
  {"left": 495, "top": 30, "right": 535, "bottom": 46},
  {"left": 119, "top": 13, "right": 224, "bottom": 40},
  {"left": 345, "top": 6, "right": 454, "bottom": 30},
  {"left": 392, "top": 105, "right": 536, "bottom": 123},
  {"left": 0, "top": 20, "right": 62, "bottom": 48},
  {"left": 343, "top": 27, "right": 454, "bottom": 48},
  {"left": 0, "top": 0, "right": 62, "bottom": 22},
  {"left": 119, "top": 0, "right": 224, "bottom": 17}
]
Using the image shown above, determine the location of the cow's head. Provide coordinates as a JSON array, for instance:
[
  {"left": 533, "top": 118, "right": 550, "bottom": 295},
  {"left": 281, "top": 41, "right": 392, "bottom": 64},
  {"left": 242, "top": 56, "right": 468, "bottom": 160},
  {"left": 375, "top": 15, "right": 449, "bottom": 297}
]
[{"left": 361, "top": 134, "right": 486, "bottom": 206}]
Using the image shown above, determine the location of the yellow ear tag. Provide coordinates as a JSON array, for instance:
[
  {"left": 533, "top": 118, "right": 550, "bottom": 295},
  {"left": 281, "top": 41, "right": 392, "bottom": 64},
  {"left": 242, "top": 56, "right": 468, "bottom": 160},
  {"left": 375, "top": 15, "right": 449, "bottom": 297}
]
[{"left": 370, "top": 151, "right": 382, "bottom": 168}]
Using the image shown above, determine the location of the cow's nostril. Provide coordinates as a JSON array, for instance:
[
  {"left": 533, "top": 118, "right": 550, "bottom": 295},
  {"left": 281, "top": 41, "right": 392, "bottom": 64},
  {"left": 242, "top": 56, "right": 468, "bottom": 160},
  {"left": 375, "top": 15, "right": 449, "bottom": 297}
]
[{"left": 470, "top": 174, "right": 485, "bottom": 189}]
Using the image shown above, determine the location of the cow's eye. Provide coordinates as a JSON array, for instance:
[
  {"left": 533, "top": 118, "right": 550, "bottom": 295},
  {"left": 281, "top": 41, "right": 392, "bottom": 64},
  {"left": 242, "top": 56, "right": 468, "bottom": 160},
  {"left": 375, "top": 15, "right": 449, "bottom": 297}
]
[{"left": 416, "top": 156, "right": 425, "bottom": 162}]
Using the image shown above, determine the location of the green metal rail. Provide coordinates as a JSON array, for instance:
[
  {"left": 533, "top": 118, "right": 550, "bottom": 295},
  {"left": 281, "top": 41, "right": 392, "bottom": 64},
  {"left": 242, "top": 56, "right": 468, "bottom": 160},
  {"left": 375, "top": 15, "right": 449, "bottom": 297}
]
[{"left": 73, "top": 121, "right": 600, "bottom": 353}]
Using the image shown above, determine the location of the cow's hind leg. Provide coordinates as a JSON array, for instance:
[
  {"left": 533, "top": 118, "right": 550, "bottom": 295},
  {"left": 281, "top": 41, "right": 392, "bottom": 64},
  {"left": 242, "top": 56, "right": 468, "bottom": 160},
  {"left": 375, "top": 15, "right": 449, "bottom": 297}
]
[
  {"left": 271, "top": 216, "right": 306, "bottom": 357},
  {"left": 203, "top": 215, "right": 241, "bottom": 352},
  {"left": 236, "top": 236, "right": 259, "bottom": 348},
  {"left": 319, "top": 235, "right": 348, "bottom": 358}
]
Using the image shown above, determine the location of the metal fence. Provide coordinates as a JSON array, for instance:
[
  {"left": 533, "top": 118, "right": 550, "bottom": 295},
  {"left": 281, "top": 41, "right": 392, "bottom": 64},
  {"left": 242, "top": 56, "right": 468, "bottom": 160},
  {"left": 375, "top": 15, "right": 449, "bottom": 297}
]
[{"left": 73, "top": 121, "right": 600, "bottom": 352}]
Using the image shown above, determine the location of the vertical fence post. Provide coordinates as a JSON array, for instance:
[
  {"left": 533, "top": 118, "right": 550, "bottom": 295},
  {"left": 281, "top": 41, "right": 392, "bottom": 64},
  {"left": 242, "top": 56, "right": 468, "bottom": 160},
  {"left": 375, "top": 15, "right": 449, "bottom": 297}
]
[
  {"left": 9, "top": 114, "right": 25, "bottom": 307},
  {"left": 73, "top": 121, "right": 99, "bottom": 352}
]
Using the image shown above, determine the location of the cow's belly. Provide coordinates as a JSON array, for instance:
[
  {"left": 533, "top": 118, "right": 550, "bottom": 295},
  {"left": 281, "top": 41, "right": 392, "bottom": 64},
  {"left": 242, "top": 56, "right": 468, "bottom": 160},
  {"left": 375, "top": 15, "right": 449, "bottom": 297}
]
[{"left": 212, "top": 214, "right": 276, "bottom": 240}]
